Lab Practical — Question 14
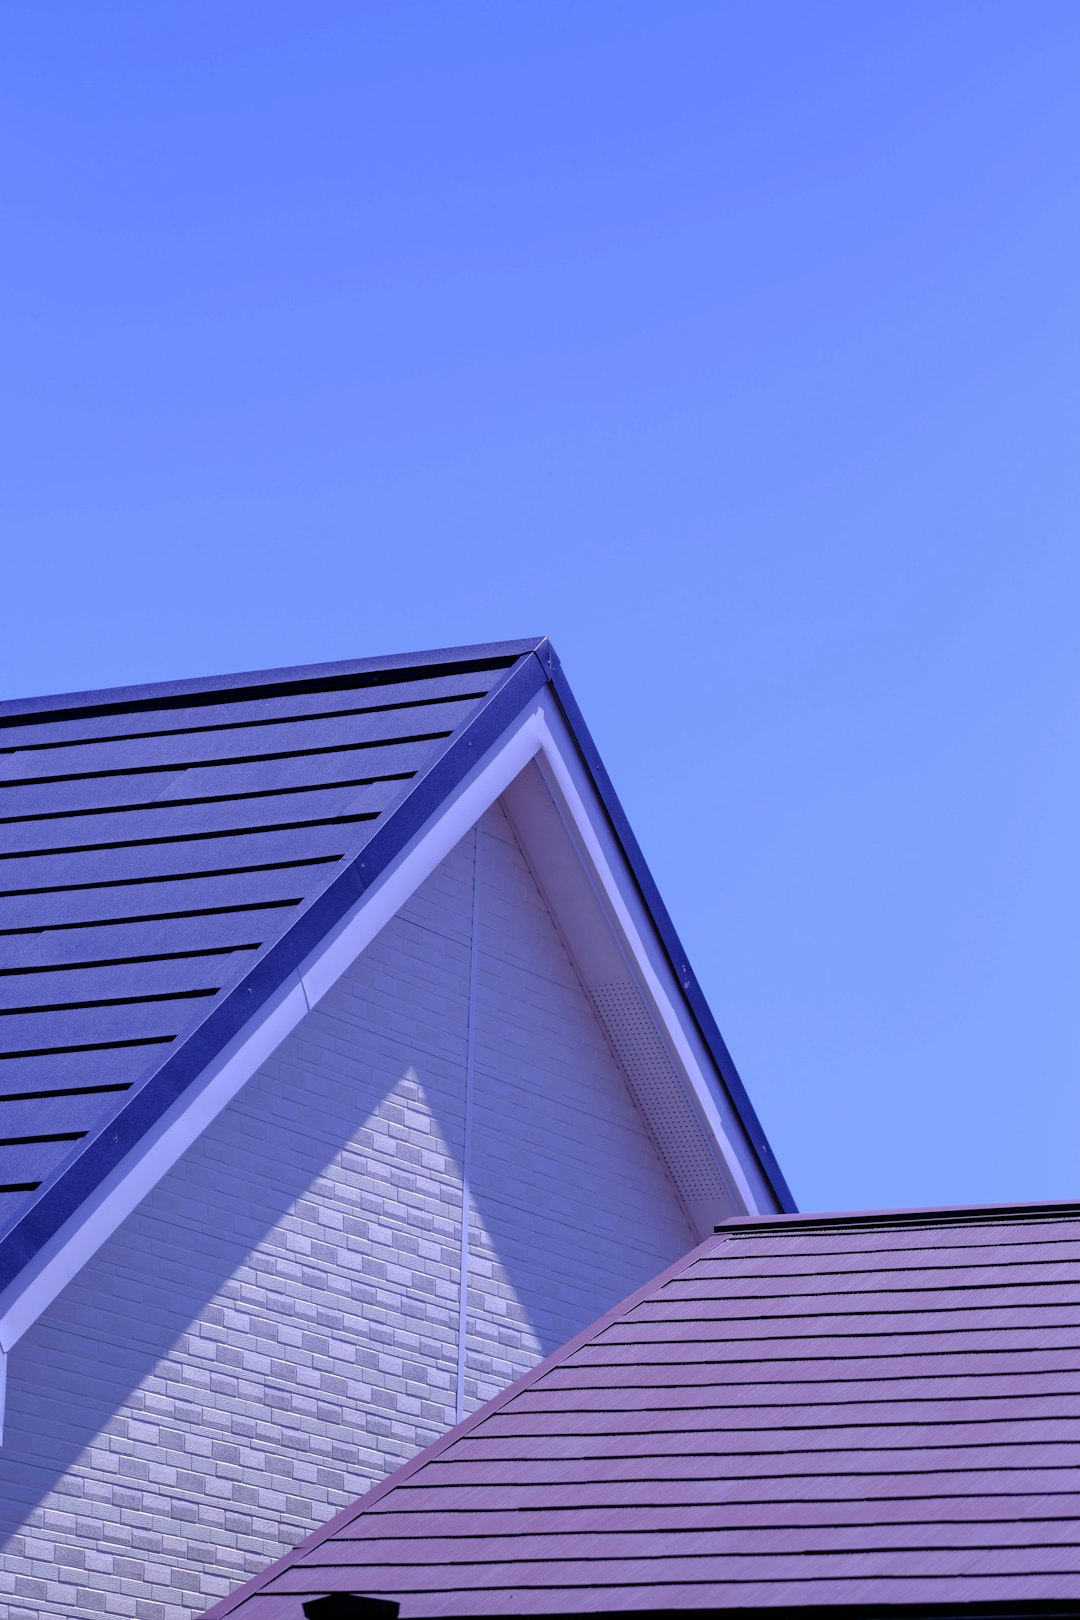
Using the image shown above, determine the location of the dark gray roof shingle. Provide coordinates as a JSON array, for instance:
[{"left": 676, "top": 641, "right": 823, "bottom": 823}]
[
  {"left": 208, "top": 1201, "right": 1080, "bottom": 1619},
  {"left": 0, "top": 641, "right": 543, "bottom": 1284},
  {"left": 0, "top": 637, "right": 793, "bottom": 1299}
]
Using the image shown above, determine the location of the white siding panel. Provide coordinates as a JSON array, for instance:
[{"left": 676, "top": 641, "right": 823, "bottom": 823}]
[{"left": 0, "top": 809, "right": 693, "bottom": 1617}]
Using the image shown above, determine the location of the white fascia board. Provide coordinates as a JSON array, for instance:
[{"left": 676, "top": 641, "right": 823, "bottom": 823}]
[{"left": 0, "top": 691, "right": 774, "bottom": 1357}]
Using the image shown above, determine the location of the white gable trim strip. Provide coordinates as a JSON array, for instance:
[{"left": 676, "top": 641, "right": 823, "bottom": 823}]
[
  {"left": 521, "top": 702, "right": 774, "bottom": 1217},
  {"left": 0, "top": 697, "right": 776, "bottom": 1384}
]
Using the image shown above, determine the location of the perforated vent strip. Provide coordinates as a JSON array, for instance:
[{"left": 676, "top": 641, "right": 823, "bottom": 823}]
[{"left": 589, "top": 981, "right": 732, "bottom": 1211}]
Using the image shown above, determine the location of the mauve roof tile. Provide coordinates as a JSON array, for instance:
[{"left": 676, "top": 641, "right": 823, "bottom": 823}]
[{"left": 205, "top": 1202, "right": 1080, "bottom": 1619}]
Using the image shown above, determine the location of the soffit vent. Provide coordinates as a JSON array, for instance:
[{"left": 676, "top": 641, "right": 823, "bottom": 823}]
[{"left": 589, "top": 980, "right": 735, "bottom": 1230}]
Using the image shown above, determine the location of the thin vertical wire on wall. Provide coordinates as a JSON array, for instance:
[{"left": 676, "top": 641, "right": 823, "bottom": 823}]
[{"left": 455, "top": 824, "right": 482, "bottom": 1424}]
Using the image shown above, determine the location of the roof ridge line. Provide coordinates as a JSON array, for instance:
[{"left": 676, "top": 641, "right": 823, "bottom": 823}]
[
  {"left": 715, "top": 1199, "right": 1080, "bottom": 1235},
  {"left": 0, "top": 639, "right": 545, "bottom": 724}
]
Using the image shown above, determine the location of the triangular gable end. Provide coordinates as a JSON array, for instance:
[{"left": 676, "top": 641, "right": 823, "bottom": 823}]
[{"left": 0, "top": 639, "right": 793, "bottom": 1406}]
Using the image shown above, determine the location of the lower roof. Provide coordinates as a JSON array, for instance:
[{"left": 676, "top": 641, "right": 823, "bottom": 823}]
[{"left": 207, "top": 1199, "right": 1080, "bottom": 1620}]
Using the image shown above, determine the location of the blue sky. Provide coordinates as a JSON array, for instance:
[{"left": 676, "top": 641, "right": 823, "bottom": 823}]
[{"left": 3, "top": 3, "right": 1079, "bottom": 1215}]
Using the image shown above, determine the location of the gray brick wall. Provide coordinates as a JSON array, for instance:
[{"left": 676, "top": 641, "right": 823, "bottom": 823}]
[{"left": 0, "top": 804, "right": 694, "bottom": 1618}]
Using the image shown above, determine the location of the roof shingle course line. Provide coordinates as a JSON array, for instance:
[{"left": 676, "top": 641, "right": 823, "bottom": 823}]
[
  {"left": 0, "top": 856, "right": 339, "bottom": 900},
  {"left": 0, "top": 809, "right": 378, "bottom": 864},
  {"left": 689, "top": 1231, "right": 1080, "bottom": 1257},
  {"left": 351, "top": 1499, "right": 1080, "bottom": 1532},
  {"left": 259, "top": 1548, "right": 1080, "bottom": 1593},
  {"left": 0, "top": 686, "right": 489, "bottom": 756},
  {"left": 654, "top": 1276, "right": 1080, "bottom": 1302},
  {"left": 0, "top": 943, "right": 260, "bottom": 974},
  {"left": 688, "top": 1256, "right": 1080, "bottom": 1276},
  {"left": 0, "top": 897, "right": 298, "bottom": 936},
  {"left": 283, "top": 1526, "right": 1080, "bottom": 1562},
  {"left": 0, "top": 735, "right": 453, "bottom": 790},
  {"left": 0, "top": 988, "right": 219, "bottom": 1017},
  {"left": 0, "top": 771, "right": 414, "bottom": 826},
  {"left": 210, "top": 1204, "right": 1080, "bottom": 1620},
  {"left": 0, "top": 1035, "right": 174, "bottom": 1059},
  {"left": 0, "top": 645, "right": 524, "bottom": 727}
]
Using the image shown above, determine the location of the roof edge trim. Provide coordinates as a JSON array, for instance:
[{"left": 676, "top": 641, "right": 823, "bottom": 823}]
[
  {"left": 366, "top": 1605, "right": 1080, "bottom": 1620},
  {"left": 0, "top": 638, "right": 543, "bottom": 725},
  {"left": 717, "top": 1196, "right": 1080, "bottom": 1234},
  {"left": 541, "top": 643, "right": 796, "bottom": 1212}
]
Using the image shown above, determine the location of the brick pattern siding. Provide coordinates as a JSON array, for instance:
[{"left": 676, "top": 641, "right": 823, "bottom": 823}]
[{"left": 0, "top": 804, "right": 694, "bottom": 1618}]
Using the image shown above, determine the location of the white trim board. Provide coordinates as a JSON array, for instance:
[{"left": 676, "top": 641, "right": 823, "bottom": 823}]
[{"left": 0, "top": 695, "right": 779, "bottom": 1370}]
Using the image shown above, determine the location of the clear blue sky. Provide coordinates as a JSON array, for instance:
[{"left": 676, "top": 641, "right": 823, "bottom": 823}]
[{"left": 4, "top": 3, "right": 1079, "bottom": 1215}]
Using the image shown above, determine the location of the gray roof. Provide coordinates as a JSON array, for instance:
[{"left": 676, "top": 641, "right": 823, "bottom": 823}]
[
  {"left": 0, "top": 638, "right": 791, "bottom": 1297},
  {"left": 207, "top": 1200, "right": 1080, "bottom": 1619}
]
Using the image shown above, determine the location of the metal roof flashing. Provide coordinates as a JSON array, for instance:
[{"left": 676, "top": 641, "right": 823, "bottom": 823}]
[{"left": 715, "top": 1197, "right": 1080, "bottom": 1235}]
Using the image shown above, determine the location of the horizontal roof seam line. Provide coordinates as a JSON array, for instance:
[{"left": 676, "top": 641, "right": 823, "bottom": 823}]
[
  {"left": 381, "top": 1488, "right": 1080, "bottom": 1504},
  {"left": 630, "top": 1300, "right": 1080, "bottom": 1317},
  {"left": 476, "top": 1415, "right": 1080, "bottom": 1433},
  {"left": 0, "top": 653, "right": 519, "bottom": 726},
  {"left": 0, "top": 735, "right": 449, "bottom": 789},
  {"left": 604, "top": 1325, "right": 1080, "bottom": 1341},
  {"left": 0, "top": 812, "right": 377, "bottom": 861},
  {"left": 0, "top": 988, "right": 219, "bottom": 1016},
  {"left": 690, "top": 1260, "right": 1078, "bottom": 1276},
  {"left": 351, "top": 1516, "right": 1080, "bottom": 1529},
  {"left": 443, "top": 1451, "right": 1080, "bottom": 1464},
  {"left": 505, "top": 1395, "right": 1080, "bottom": 1411},
  {"left": 692, "top": 1241, "right": 1080, "bottom": 1262},
  {"left": 0, "top": 899, "right": 295, "bottom": 936},
  {"left": 0, "top": 1083, "right": 132, "bottom": 1102},
  {"left": 0, "top": 772, "right": 415, "bottom": 824},
  {"left": 415, "top": 1463, "right": 1080, "bottom": 1480},
  {"left": 0, "top": 1035, "right": 174, "bottom": 1059},
  {"left": 0, "top": 690, "right": 489, "bottom": 754},
  {"left": 628, "top": 1305, "right": 1080, "bottom": 1319},
  {"left": 569, "top": 1347, "right": 1080, "bottom": 1360},
  {"left": 649, "top": 1286, "right": 1077, "bottom": 1301},
  {"left": 514, "top": 1406, "right": 1080, "bottom": 1419},
  {"left": 297, "top": 1539, "right": 1080, "bottom": 1559},
  {"left": 0, "top": 854, "right": 342, "bottom": 898},
  {"left": 0, "top": 1131, "right": 86, "bottom": 1146},
  {"left": 341, "top": 1515, "right": 1080, "bottom": 1533},
  {"left": 266, "top": 1568, "right": 1080, "bottom": 1586},
  {"left": 538, "top": 1376, "right": 1080, "bottom": 1390},
  {"left": 720, "top": 1207, "right": 1080, "bottom": 1232},
  {"left": 0, "top": 946, "right": 259, "bottom": 976}
]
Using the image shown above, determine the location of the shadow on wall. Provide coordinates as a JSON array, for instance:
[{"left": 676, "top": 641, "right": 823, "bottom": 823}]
[
  {"left": 0, "top": 815, "right": 694, "bottom": 1580},
  {"left": 0, "top": 1057, "right": 477, "bottom": 1556},
  {"left": 0, "top": 1064, "right": 617, "bottom": 1563}
]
